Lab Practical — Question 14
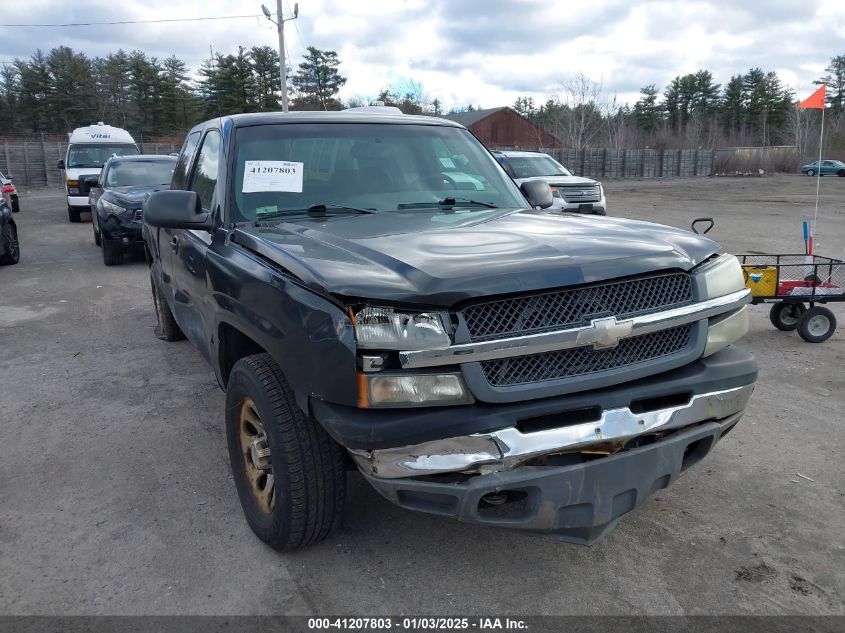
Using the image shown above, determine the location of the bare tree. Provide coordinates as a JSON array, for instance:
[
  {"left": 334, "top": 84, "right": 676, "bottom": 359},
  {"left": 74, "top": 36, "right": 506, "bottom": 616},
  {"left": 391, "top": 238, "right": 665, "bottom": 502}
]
[
  {"left": 604, "top": 93, "right": 631, "bottom": 151},
  {"left": 553, "top": 73, "right": 605, "bottom": 150}
]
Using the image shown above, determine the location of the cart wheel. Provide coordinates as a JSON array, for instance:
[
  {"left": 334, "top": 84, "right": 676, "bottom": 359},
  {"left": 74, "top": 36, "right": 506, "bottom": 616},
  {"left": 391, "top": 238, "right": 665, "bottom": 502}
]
[
  {"left": 769, "top": 302, "right": 805, "bottom": 331},
  {"left": 797, "top": 306, "right": 836, "bottom": 343}
]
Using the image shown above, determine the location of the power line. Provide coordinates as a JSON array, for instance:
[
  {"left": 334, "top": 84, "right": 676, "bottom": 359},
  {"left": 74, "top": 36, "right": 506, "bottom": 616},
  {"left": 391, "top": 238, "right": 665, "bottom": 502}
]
[{"left": 1, "top": 14, "right": 264, "bottom": 27}]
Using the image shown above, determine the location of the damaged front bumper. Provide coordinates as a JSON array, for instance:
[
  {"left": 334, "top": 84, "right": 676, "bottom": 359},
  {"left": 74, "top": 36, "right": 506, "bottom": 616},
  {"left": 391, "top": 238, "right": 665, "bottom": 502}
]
[
  {"left": 362, "top": 419, "right": 737, "bottom": 545},
  {"left": 349, "top": 380, "right": 753, "bottom": 545},
  {"left": 350, "top": 385, "right": 753, "bottom": 479}
]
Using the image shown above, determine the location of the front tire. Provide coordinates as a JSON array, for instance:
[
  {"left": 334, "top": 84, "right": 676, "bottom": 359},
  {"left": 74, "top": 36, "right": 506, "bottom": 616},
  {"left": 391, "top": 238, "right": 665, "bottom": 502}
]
[
  {"left": 102, "top": 240, "right": 122, "bottom": 266},
  {"left": 798, "top": 306, "right": 836, "bottom": 343},
  {"left": 225, "top": 353, "right": 346, "bottom": 551},
  {"left": 838, "top": 170, "right": 845, "bottom": 177},
  {"left": 149, "top": 270, "right": 185, "bottom": 341},
  {"left": 11, "top": 196, "right": 19, "bottom": 213},
  {"left": 807, "top": 169, "right": 816, "bottom": 177},
  {"left": 769, "top": 302, "right": 805, "bottom": 331},
  {"left": 0, "top": 223, "right": 20, "bottom": 265},
  {"left": 68, "top": 205, "right": 81, "bottom": 223}
]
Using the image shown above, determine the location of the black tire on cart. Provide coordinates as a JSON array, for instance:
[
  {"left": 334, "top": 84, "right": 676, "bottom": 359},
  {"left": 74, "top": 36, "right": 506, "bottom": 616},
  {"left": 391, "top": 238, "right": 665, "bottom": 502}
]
[
  {"left": 769, "top": 302, "right": 805, "bottom": 331},
  {"left": 797, "top": 306, "right": 836, "bottom": 343},
  {"left": 225, "top": 353, "right": 346, "bottom": 551}
]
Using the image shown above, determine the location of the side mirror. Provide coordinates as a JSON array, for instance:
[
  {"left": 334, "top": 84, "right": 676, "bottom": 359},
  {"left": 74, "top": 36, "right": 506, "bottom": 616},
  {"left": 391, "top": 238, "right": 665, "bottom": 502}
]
[
  {"left": 520, "top": 180, "right": 553, "bottom": 209},
  {"left": 143, "top": 190, "right": 213, "bottom": 230},
  {"left": 83, "top": 176, "right": 99, "bottom": 188},
  {"left": 57, "top": 159, "right": 65, "bottom": 170}
]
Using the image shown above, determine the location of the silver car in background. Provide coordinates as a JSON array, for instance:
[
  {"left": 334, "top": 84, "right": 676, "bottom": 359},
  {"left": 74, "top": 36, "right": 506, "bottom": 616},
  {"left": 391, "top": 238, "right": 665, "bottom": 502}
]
[{"left": 493, "top": 150, "right": 606, "bottom": 215}]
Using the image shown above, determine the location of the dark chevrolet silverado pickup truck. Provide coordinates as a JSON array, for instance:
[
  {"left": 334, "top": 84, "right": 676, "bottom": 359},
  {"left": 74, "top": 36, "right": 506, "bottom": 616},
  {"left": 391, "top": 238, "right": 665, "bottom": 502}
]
[{"left": 142, "top": 107, "right": 756, "bottom": 551}]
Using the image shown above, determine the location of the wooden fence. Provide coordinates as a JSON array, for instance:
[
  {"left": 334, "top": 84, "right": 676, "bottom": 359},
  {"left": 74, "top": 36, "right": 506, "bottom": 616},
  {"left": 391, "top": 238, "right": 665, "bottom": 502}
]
[
  {"left": 7, "top": 140, "right": 806, "bottom": 189},
  {"left": 536, "top": 148, "right": 715, "bottom": 179},
  {"left": 0, "top": 141, "right": 179, "bottom": 190}
]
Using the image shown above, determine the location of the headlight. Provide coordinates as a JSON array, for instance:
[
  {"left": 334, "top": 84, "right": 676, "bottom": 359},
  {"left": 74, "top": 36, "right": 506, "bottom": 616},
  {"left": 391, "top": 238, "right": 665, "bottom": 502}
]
[
  {"left": 704, "top": 307, "right": 749, "bottom": 357},
  {"left": 101, "top": 200, "right": 129, "bottom": 216},
  {"left": 697, "top": 254, "right": 745, "bottom": 299},
  {"left": 68, "top": 188, "right": 79, "bottom": 195},
  {"left": 359, "top": 372, "right": 473, "bottom": 407},
  {"left": 67, "top": 180, "right": 79, "bottom": 195},
  {"left": 354, "top": 306, "right": 450, "bottom": 350}
]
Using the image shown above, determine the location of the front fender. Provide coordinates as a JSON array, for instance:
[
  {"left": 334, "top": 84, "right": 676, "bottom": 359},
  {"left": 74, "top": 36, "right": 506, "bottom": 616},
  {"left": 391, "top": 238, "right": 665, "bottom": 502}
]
[{"left": 207, "top": 242, "right": 359, "bottom": 409}]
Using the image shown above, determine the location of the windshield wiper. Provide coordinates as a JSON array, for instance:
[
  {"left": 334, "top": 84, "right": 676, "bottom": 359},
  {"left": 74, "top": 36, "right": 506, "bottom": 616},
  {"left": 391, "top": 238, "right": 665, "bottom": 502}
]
[
  {"left": 397, "top": 197, "right": 498, "bottom": 210},
  {"left": 254, "top": 203, "right": 378, "bottom": 223}
]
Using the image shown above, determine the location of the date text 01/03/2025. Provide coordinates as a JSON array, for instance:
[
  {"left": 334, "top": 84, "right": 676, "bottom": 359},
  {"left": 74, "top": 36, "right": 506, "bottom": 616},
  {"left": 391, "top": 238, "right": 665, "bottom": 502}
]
[{"left": 306, "top": 617, "right": 528, "bottom": 630}]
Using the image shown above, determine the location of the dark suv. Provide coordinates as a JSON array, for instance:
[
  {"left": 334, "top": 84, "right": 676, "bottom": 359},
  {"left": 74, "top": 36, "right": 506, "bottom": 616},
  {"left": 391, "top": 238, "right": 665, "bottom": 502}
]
[
  {"left": 142, "top": 108, "right": 756, "bottom": 550},
  {"left": 88, "top": 155, "right": 177, "bottom": 265}
]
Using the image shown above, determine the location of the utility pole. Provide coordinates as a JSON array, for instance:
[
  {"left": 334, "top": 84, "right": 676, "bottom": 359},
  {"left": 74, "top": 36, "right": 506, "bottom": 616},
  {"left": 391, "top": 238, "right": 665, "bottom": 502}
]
[{"left": 262, "top": 2, "right": 298, "bottom": 113}]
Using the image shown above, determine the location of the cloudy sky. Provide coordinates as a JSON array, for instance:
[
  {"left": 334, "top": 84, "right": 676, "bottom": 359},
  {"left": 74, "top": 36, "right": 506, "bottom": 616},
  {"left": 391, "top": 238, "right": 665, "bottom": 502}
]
[{"left": 2, "top": 0, "right": 843, "bottom": 109}]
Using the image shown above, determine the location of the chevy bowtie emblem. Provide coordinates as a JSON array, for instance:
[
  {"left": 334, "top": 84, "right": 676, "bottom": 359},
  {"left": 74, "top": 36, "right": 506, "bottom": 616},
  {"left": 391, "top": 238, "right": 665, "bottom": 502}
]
[{"left": 576, "top": 316, "right": 634, "bottom": 350}]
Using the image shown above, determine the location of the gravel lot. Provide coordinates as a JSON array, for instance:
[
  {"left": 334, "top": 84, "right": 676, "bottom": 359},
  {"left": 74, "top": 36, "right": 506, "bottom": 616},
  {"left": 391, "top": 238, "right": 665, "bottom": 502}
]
[{"left": 1, "top": 176, "right": 843, "bottom": 616}]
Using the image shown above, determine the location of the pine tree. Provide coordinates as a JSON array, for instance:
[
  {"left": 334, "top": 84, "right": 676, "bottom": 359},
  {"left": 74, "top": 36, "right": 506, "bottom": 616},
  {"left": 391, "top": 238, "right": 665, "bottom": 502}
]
[
  {"left": 250, "top": 46, "right": 282, "bottom": 111},
  {"left": 819, "top": 55, "right": 845, "bottom": 113},
  {"left": 290, "top": 47, "right": 347, "bottom": 111},
  {"left": 632, "top": 85, "right": 662, "bottom": 132}
]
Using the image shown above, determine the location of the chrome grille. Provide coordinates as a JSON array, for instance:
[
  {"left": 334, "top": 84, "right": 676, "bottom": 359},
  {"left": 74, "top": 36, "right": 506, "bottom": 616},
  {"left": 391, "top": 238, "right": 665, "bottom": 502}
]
[
  {"left": 463, "top": 272, "right": 693, "bottom": 342},
  {"left": 133, "top": 209, "right": 143, "bottom": 221},
  {"left": 481, "top": 324, "right": 693, "bottom": 386},
  {"left": 556, "top": 184, "right": 601, "bottom": 203}
]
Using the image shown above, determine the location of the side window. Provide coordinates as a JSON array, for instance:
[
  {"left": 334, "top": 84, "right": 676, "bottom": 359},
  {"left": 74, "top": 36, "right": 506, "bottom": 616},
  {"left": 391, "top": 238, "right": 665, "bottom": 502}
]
[
  {"left": 171, "top": 131, "right": 202, "bottom": 190},
  {"left": 190, "top": 130, "right": 221, "bottom": 211}
]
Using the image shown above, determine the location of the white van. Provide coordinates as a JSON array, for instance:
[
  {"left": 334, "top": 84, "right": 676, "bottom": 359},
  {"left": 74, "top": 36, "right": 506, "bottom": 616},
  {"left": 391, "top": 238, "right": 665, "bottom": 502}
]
[{"left": 59, "top": 122, "right": 139, "bottom": 222}]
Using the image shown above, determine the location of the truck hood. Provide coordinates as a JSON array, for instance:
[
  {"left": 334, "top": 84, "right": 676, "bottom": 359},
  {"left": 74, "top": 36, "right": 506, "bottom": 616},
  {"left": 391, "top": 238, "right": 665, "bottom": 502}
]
[
  {"left": 65, "top": 167, "right": 102, "bottom": 182},
  {"left": 513, "top": 175, "right": 598, "bottom": 187},
  {"left": 107, "top": 184, "right": 170, "bottom": 208},
  {"left": 233, "top": 208, "right": 720, "bottom": 306}
]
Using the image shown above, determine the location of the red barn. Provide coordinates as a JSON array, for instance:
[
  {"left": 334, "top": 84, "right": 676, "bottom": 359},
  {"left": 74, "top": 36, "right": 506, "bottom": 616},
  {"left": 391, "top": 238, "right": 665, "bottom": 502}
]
[{"left": 444, "top": 107, "right": 560, "bottom": 149}]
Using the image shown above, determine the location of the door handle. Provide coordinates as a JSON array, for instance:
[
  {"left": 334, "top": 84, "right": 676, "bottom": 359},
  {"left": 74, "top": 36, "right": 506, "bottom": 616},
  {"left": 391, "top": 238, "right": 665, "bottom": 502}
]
[{"left": 170, "top": 236, "right": 179, "bottom": 253}]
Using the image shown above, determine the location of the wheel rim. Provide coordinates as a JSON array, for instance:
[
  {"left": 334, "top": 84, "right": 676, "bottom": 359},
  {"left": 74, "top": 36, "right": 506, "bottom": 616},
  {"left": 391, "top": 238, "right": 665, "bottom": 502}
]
[
  {"left": 238, "top": 397, "right": 275, "bottom": 514},
  {"left": 806, "top": 315, "right": 830, "bottom": 337},
  {"left": 780, "top": 305, "right": 801, "bottom": 326}
]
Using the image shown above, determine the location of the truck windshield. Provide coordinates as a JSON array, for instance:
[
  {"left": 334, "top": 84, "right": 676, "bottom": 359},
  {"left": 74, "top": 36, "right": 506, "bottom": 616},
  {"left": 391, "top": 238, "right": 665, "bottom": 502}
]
[
  {"left": 231, "top": 123, "right": 527, "bottom": 222},
  {"left": 106, "top": 159, "right": 176, "bottom": 188},
  {"left": 68, "top": 144, "right": 139, "bottom": 169},
  {"left": 505, "top": 155, "right": 571, "bottom": 178}
]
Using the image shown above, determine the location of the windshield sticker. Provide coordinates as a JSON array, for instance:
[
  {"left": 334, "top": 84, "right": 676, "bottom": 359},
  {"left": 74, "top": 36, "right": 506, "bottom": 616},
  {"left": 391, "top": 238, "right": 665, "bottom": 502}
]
[
  {"left": 255, "top": 205, "right": 279, "bottom": 218},
  {"left": 439, "top": 157, "right": 456, "bottom": 169},
  {"left": 242, "top": 161, "right": 303, "bottom": 193}
]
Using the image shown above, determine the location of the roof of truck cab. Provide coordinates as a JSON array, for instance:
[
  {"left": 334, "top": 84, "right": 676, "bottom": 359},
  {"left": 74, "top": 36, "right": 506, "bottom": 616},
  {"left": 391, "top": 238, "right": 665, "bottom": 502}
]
[{"left": 190, "top": 110, "right": 466, "bottom": 133}]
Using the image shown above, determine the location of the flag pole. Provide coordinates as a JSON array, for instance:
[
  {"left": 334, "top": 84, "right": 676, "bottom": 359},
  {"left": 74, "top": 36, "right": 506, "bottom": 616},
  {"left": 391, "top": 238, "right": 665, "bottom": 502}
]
[{"left": 811, "top": 103, "right": 825, "bottom": 255}]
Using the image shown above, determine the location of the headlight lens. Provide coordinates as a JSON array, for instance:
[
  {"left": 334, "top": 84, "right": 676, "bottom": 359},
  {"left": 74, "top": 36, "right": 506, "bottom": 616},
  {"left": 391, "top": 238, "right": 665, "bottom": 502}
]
[
  {"left": 704, "top": 307, "right": 749, "bottom": 357},
  {"left": 354, "top": 307, "right": 450, "bottom": 350},
  {"left": 359, "top": 373, "right": 473, "bottom": 407},
  {"left": 698, "top": 254, "right": 745, "bottom": 299},
  {"left": 101, "top": 199, "right": 129, "bottom": 216}
]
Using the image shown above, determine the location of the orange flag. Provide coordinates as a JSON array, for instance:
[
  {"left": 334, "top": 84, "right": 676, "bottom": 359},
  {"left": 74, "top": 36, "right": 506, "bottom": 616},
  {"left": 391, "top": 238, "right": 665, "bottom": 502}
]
[{"left": 798, "top": 84, "right": 826, "bottom": 109}]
